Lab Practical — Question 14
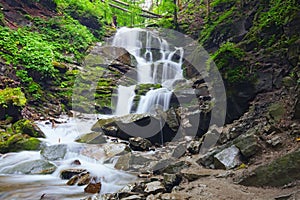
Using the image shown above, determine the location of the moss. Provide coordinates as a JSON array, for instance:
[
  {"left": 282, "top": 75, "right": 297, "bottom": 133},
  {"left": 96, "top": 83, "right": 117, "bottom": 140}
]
[
  {"left": 199, "top": 7, "right": 236, "bottom": 44},
  {"left": 0, "top": 133, "right": 41, "bottom": 153},
  {"left": 0, "top": 87, "right": 27, "bottom": 108},
  {"left": 12, "top": 119, "right": 45, "bottom": 138},
  {"left": 208, "top": 42, "right": 248, "bottom": 83}
]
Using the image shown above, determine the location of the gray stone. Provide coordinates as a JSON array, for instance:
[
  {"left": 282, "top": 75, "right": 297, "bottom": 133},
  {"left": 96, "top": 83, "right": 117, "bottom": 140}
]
[
  {"left": 214, "top": 145, "right": 242, "bottom": 169},
  {"left": 103, "top": 142, "right": 131, "bottom": 157},
  {"left": 196, "top": 146, "right": 223, "bottom": 168},
  {"left": 1, "top": 159, "right": 56, "bottom": 174},
  {"left": 144, "top": 181, "right": 165, "bottom": 194},
  {"left": 40, "top": 144, "right": 67, "bottom": 161},
  {"left": 233, "top": 132, "right": 260, "bottom": 158},
  {"left": 75, "top": 132, "right": 106, "bottom": 144},
  {"left": 129, "top": 137, "right": 152, "bottom": 151}
]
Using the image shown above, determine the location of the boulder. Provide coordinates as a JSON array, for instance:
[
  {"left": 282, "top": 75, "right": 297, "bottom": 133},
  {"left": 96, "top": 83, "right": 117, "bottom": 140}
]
[
  {"left": 84, "top": 179, "right": 102, "bottom": 193},
  {"left": 129, "top": 137, "right": 152, "bottom": 151},
  {"left": 75, "top": 132, "right": 106, "bottom": 144},
  {"left": 0, "top": 133, "right": 42, "bottom": 154},
  {"left": 60, "top": 169, "right": 87, "bottom": 180},
  {"left": 213, "top": 145, "right": 242, "bottom": 169},
  {"left": 40, "top": 144, "right": 67, "bottom": 161},
  {"left": 144, "top": 181, "right": 165, "bottom": 195},
  {"left": 1, "top": 159, "right": 56, "bottom": 174},
  {"left": 103, "top": 142, "right": 131, "bottom": 157},
  {"left": 237, "top": 148, "right": 300, "bottom": 187},
  {"left": 12, "top": 119, "right": 45, "bottom": 138},
  {"left": 114, "top": 153, "right": 154, "bottom": 171},
  {"left": 92, "top": 113, "right": 176, "bottom": 144},
  {"left": 233, "top": 132, "right": 261, "bottom": 158},
  {"left": 153, "top": 159, "right": 191, "bottom": 175}
]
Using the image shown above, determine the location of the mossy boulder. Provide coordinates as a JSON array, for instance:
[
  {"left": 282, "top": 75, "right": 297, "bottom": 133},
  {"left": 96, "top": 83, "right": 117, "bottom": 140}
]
[
  {"left": 238, "top": 148, "right": 300, "bottom": 187},
  {"left": 75, "top": 132, "right": 107, "bottom": 144},
  {"left": 0, "top": 87, "right": 26, "bottom": 121},
  {"left": 0, "top": 132, "right": 42, "bottom": 154},
  {"left": 12, "top": 119, "right": 45, "bottom": 138}
]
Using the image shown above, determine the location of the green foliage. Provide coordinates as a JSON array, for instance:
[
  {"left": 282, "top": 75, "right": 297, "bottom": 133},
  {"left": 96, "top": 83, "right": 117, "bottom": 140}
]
[
  {"left": 0, "top": 87, "right": 27, "bottom": 108},
  {"left": 211, "top": 0, "right": 237, "bottom": 8},
  {"left": 199, "top": 6, "right": 235, "bottom": 44},
  {"left": 209, "top": 42, "right": 247, "bottom": 83},
  {"left": 258, "top": 0, "right": 298, "bottom": 27}
]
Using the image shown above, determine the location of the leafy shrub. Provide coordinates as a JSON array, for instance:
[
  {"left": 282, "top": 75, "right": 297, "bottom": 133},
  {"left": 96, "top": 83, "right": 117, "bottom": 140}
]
[{"left": 0, "top": 87, "right": 27, "bottom": 108}]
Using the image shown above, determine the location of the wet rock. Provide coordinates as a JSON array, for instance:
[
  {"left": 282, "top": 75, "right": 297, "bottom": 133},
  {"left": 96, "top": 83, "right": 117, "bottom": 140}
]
[
  {"left": 237, "top": 148, "right": 300, "bottom": 187},
  {"left": 144, "top": 181, "right": 165, "bottom": 194},
  {"left": 214, "top": 145, "right": 242, "bottom": 169},
  {"left": 77, "top": 173, "right": 92, "bottom": 186},
  {"left": 187, "top": 140, "right": 201, "bottom": 154},
  {"left": 80, "top": 145, "right": 106, "bottom": 161},
  {"left": 60, "top": 169, "right": 87, "bottom": 180},
  {"left": 66, "top": 175, "right": 79, "bottom": 185},
  {"left": 75, "top": 132, "right": 106, "bottom": 144},
  {"left": 84, "top": 179, "right": 102, "bottom": 193},
  {"left": 71, "top": 159, "right": 81, "bottom": 165},
  {"left": 103, "top": 142, "right": 131, "bottom": 157},
  {"left": 12, "top": 119, "right": 45, "bottom": 138},
  {"left": 233, "top": 132, "right": 261, "bottom": 158},
  {"left": 129, "top": 137, "right": 152, "bottom": 151},
  {"left": 1, "top": 159, "right": 56, "bottom": 174},
  {"left": 92, "top": 113, "right": 176, "bottom": 144},
  {"left": 163, "top": 173, "right": 182, "bottom": 192},
  {"left": 40, "top": 144, "right": 67, "bottom": 161},
  {"left": 0, "top": 133, "right": 42, "bottom": 154}
]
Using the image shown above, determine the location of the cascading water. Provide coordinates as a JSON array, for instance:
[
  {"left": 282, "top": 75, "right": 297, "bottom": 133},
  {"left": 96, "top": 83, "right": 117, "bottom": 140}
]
[
  {"left": 112, "top": 27, "right": 184, "bottom": 115},
  {"left": 0, "top": 115, "right": 135, "bottom": 199}
]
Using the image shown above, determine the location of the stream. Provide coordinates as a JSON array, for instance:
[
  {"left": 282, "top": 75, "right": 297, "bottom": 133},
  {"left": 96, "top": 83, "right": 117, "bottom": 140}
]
[{"left": 0, "top": 115, "right": 136, "bottom": 200}]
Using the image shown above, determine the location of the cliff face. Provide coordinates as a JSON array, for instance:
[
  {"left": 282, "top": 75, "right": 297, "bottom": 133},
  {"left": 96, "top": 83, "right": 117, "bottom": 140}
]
[{"left": 179, "top": 0, "right": 300, "bottom": 123}]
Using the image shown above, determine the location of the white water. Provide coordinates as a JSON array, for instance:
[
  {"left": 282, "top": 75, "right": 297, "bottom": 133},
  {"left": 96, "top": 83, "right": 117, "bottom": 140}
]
[
  {"left": 0, "top": 115, "right": 136, "bottom": 199},
  {"left": 115, "top": 85, "right": 136, "bottom": 115},
  {"left": 112, "top": 27, "right": 184, "bottom": 115}
]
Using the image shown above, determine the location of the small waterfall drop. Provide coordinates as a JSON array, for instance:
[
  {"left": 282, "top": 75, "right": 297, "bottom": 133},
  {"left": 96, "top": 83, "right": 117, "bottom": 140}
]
[
  {"left": 112, "top": 27, "right": 184, "bottom": 115},
  {"left": 115, "top": 85, "right": 136, "bottom": 115}
]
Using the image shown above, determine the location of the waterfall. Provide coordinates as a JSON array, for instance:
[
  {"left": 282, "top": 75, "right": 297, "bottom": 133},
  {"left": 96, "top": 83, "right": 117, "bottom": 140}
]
[
  {"left": 112, "top": 27, "right": 184, "bottom": 115},
  {"left": 115, "top": 85, "right": 136, "bottom": 115}
]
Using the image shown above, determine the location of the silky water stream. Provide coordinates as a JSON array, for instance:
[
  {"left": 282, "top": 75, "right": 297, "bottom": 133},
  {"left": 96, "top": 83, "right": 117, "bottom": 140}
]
[{"left": 0, "top": 115, "right": 135, "bottom": 199}]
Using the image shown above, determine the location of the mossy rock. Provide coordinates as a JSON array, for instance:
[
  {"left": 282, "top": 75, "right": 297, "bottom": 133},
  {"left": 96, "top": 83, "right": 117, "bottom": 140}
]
[
  {"left": 75, "top": 132, "right": 107, "bottom": 144},
  {"left": 12, "top": 119, "right": 45, "bottom": 138},
  {"left": 0, "top": 133, "right": 42, "bottom": 154},
  {"left": 268, "top": 103, "right": 286, "bottom": 123},
  {"left": 238, "top": 148, "right": 300, "bottom": 187}
]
